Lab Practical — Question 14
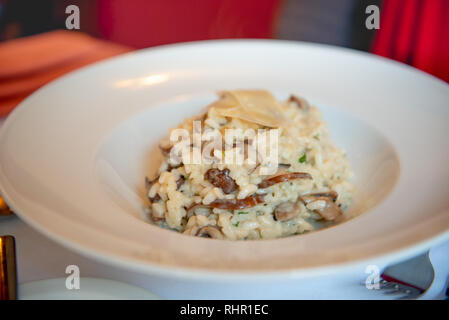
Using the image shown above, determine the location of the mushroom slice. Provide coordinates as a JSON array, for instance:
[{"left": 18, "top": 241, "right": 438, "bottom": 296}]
[
  {"left": 274, "top": 201, "right": 301, "bottom": 221},
  {"left": 204, "top": 168, "right": 238, "bottom": 194},
  {"left": 299, "top": 195, "right": 342, "bottom": 221},
  {"left": 195, "top": 226, "right": 224, "bottom": 239},
  {"left": 306, "top": 191, "right": 338, "bottom": 202},
  {"left": 258, "top": 172, "right": 312, "bottom": 189},
  {"left": 176, "top": 176, "right": 185, "bottom": 190},
  {"left": 209, "top": 194, "right": 265, "bottom": 210},
  {"left": 316, "top": 201, "right": 343, "bottom": 221},
  {"left": 167, "top": 163, "right": 182, "bottom": 170},
  {"left": 288, "top": 94, "right": 310, "bottom": 110}
]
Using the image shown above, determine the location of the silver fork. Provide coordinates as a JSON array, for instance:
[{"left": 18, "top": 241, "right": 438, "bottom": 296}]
[
  {"left": 376, "top": 278, "right": 423, "bottom": 299},
  {"left": 373, "top": 252, "right": 434, "bottom": 299}
]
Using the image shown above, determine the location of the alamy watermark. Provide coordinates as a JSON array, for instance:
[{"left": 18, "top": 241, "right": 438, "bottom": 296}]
[
  {"left": 166, "top": 121, "right": 279, "bottom": 175},
  {"left": 365, "top": 264, "right": 381, "bottom": 290},
  {"left": 365, "top": 5, "right": 380, "bottom": 30},
  {"left": 64, "top": 4, "right": 379, "bottom": 31},
  {"left": 65, "top": 264, "right": 80, "bottom": 290},
  {"left": 65, "top": 5, "right": 80, "bottom": 30}
]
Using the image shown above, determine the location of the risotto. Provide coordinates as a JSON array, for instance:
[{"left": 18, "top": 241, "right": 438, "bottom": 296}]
[{"left": 145, "top": 90, "right": 354, "bottom": 240}]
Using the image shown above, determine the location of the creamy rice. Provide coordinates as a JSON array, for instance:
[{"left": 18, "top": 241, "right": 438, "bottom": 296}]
[{"left": 145, "top": 90, "right": 354, "bottom": 240}]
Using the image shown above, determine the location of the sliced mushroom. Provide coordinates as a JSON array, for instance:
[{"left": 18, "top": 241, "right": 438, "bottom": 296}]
[
  {"left": 204, "top": 168, "right": 238, "bottom": 194},
  {"left": 299, "top": 194, "right": 342, "bottom": 221},
  {"left": 288, "top": 95, "right": 310, "bottom": 110},
  {"left": 258, "top": 172, "right": 312, "bottom": 189},
  {"left": 176, "top": 176, "right": 185, "bottom": 190},
  {"left": 145, "top": 176, "right": 161, "bottom": 202},
  {"left": 316, "top": 201, "right": 342, "bottom": 221},
  {"left": 305, "top": 190, "right": 338, "bottom": 202},
  {"left": 209, "top": 194, "right": 265, "bottom": 210},
  {"left": 274, "top": 201, "right": 301, "bottom": 221},
  {"left": 304, "top": 199, "right": 327, "bottom": 211},
  {"left": 167, "top": 163, "right": 182, "bottom": 171},
  {"left": 195, "top": 226, "right": 224, "bottom": 239}
]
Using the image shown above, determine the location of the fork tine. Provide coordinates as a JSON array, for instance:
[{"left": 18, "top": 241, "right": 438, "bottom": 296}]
[{"left": 361, "top": 277, "right": 422, "bottom": 300}]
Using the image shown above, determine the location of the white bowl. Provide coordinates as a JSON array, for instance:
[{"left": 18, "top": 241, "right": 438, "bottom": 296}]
[{"left": 1, "top": 40, "right": 448, "bottom": 290}]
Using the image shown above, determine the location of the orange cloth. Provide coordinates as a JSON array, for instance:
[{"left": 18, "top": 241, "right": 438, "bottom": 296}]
[{"left": 0, "top": 30, "right": 132, "bottom": 117}]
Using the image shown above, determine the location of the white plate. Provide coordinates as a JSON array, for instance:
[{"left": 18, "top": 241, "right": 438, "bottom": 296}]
[
  {"left": 0, "top": 40, "right": 449, "bottom": 281},
  {"left": 19, "top": 277, "right": 160, "bottom": 300}
]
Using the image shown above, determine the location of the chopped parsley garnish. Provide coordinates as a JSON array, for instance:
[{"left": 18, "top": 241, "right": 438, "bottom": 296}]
[
  {"left": 298, "top": 153, "right": 307, "bottom": 163},
  {"left": 238, "top": 211, "right": 248, "bottom": 215},
  {"left": 313, "top": 134, "right": 320, "bottom": 140},
  {"left": 234, "top": 222, "right": 240, "bottom": 227}
]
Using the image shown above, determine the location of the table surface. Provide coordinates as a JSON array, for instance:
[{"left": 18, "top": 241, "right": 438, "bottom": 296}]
[{"left": 0, "top": 117, "right": 448, "bottom": 299}]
